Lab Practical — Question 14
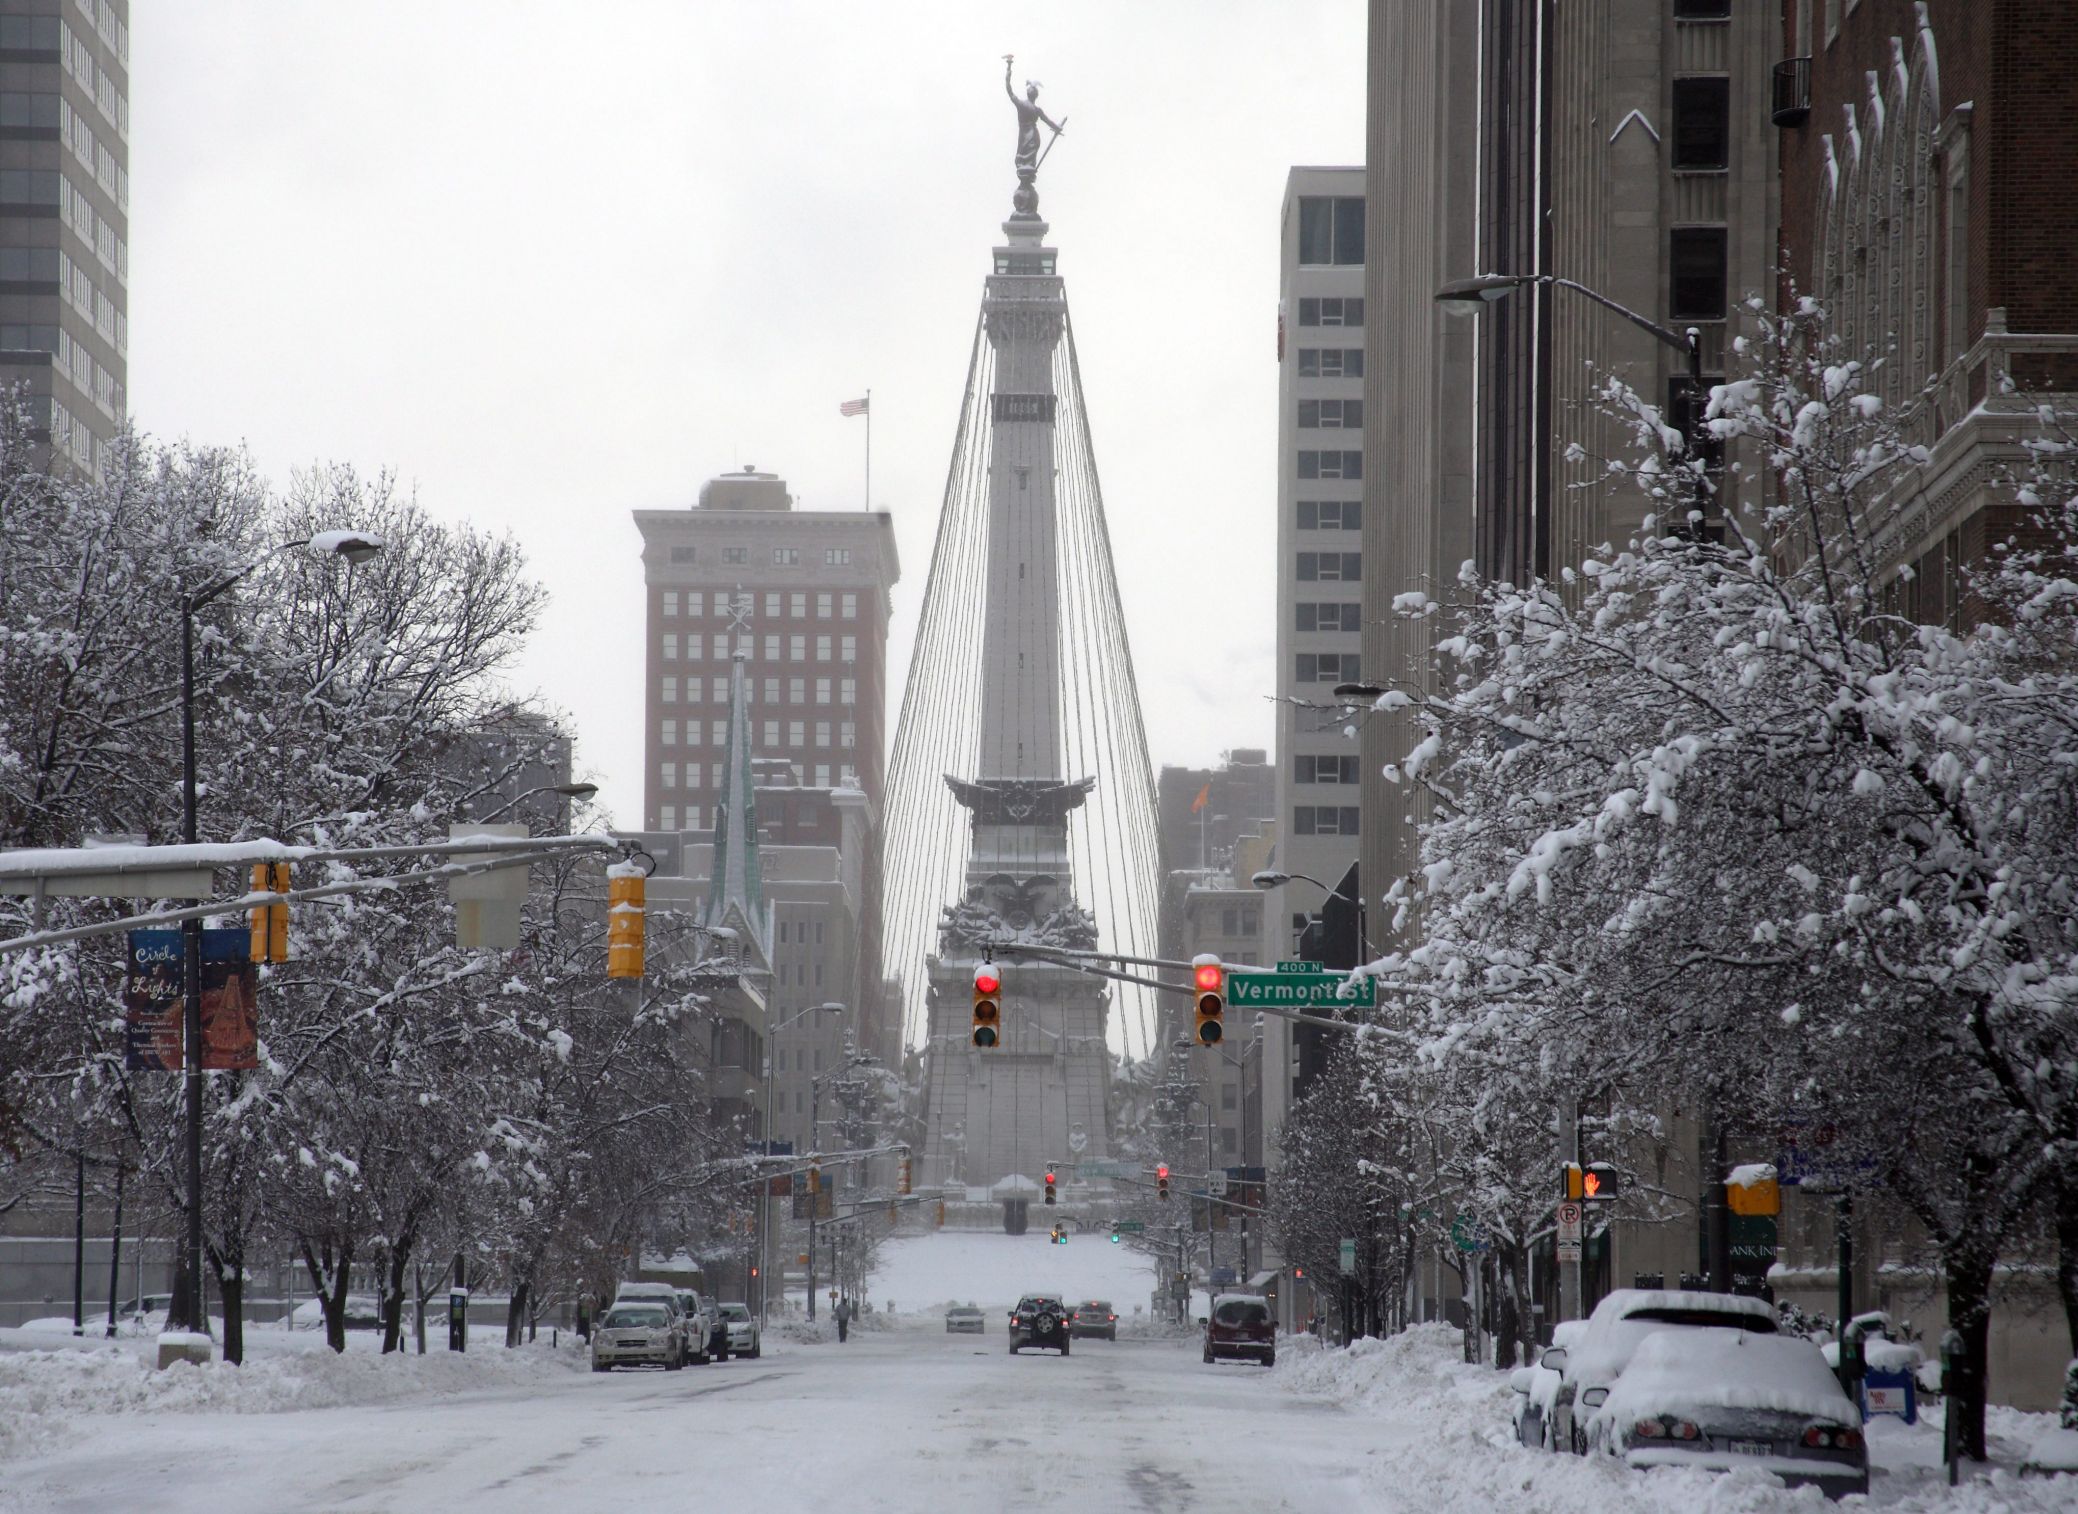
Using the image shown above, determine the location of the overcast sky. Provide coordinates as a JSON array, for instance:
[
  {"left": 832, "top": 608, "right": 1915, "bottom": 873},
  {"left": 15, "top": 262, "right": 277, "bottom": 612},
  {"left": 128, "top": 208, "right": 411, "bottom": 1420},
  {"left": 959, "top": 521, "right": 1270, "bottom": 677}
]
[{"left": 128, "top": 2, "right": 1366, "bottom": 822}]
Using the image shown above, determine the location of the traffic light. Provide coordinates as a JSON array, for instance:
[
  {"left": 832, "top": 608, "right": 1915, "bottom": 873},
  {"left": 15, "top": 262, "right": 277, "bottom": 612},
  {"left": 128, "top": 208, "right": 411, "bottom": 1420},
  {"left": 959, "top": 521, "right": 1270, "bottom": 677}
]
[
  {"left": 606, "top": 862, "right": 645, "bottom": 979},
  {"left": 1109, "top": 1224, "right": 1120, "bottom": 1245},
  {"left": 1156, "top": 1163, "right": 1171, "bottom": 1201},
  {"left": 1562, "top": 1162, "right": 1621, "bottom": 1201},
  {"left": 899, "top": 1153, "right": 913, "bottom": 1195},
  {"left": 1193, "top": 958, "right": 1225, "bottom": 1046},
  {"left": 1049, "top": 1223, "right": 1066, "bottom": 1246},
  {"left": 249, "top": 862, "right": 290, "bottom": 963},
  {"left": 972, "top": 963, "right": 1001, "bottom": 1048},
  {"left": 808, "top": 1162, "right": 822, "bottom": 1197},
  {"left": 1044, "top": 1168, "right": 1057, "bottom": 1205}
]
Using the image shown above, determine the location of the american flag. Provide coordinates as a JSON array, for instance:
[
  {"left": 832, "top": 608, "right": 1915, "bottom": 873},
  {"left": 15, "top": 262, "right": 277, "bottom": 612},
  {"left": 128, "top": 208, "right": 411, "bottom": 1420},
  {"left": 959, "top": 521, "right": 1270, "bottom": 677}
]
[{"left": 839, "top": 396, "right": 870, "bottom": 417}]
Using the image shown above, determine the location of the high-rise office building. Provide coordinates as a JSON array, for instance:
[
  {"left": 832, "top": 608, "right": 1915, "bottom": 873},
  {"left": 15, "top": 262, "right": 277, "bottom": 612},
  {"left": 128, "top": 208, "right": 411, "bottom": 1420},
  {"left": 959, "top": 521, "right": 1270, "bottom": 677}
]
[{"left": 0, "top": 0, "right": 127, "bottom": 475}]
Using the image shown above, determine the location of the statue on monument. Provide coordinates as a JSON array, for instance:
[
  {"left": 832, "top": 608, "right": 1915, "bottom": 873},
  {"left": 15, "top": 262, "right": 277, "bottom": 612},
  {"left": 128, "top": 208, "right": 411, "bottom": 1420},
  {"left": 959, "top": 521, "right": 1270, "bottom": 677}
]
[{"left": 1003, "top": 55, "right": 1064, "bottom": 217}]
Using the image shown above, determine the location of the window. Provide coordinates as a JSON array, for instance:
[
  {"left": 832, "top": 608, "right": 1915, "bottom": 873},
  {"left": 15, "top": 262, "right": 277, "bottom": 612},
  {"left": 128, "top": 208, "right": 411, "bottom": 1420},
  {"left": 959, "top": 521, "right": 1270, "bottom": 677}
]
[
  {"left": 789, "top": 721, "right": 805, "bottom": 747},
  {"left": 815, "top": 765, "right": 832, "bottom": 789},
  {"left": 670, "top": 545, "right": 697, "bottom": 564},
  {"left": 661, "top": 675, "right": 678, "bottom": 704},
  {"left": 1669, "top": 227, "right": 1728, "bottom": 320},
  {"left": 662, "top": 590, "right": 679, "bottom": 617},
  {"left": 1297, "top": 195, "right": 1365, "bottom": 265},
  {"left": 841, "top": 592, "right": 858, "bottom": 619},
  {"left": 825, "top": 548, "right": 851, "bottom": 566},
  {"left": 1297, "top": 552, "right": 1362, "bottom": 582},
  {"left": 688, "top": 590, "right": 705, "bottom": 618},
  {"left": 840, "top": 635, "right": 857, "bottom": 663},
  {"left": 764, "top": 633, "right": 780, "bottom": 661},
  {"left": 1297, "top": 450, "right": 1363, "bottom": 480},
  {"left": 815, "top": 677, "right": 832, "bottom": 705},
  {"left": 661, "top": 718, "right": 678, "bottom": 746},
  {"left": 1296, "top": 754, "right": 1362, "bottom": 784},
  {"left": 790, "top": 634, "right": 806, "bottom": 661},
  {"left": 1670, "top": 78, "right": 1730, "bottom": 171},
  {"left": 1297, "top": 347, "right": 1364, "bottom": 378},
  {"left": 773, "top": 547, "right": 800, "bottom": 565},
  {"left": 840, "top": 721, "right": 856, "bottom": 749},
  {"left": 839, "top": 678, "right": 856, "bottom": 705},
  {"left": 662, "top": 632, "right": 679, "bottom": 661},
  {"left": 662, "top": 762, "right": 678, "bottom": 790},
  {"left": 660, "top": 805, "right": 677, "bottom": 831},
  {"left": 688, "top": 763, "right": 703, "bottom": 791},
  {"left": 1295, "top": 652, "right": 1362, "bottom": 684},
  {"left": 815, "top": 721, "right": 831, "bottom": 748},
  {"left": 1294, "top": 806, "right": 1361, "bottom": 836},
  {"left": 1298, "top": 398, "right": 1363, "bottom": 430},
  {"left": 763, "top": 676, "right": 780, "bottom": 704},
  {"left": 1221, "top": 1127, "right": 1238, "bottom": 1155},
  {"left": 711, "top": 720, "right": 727, "bottom": 746},
  {"left": 1297, "top": 297, "right": 1364, "bottom": 328},
  {"left": 815, "top": 634, "right": 831, "bottom": 661},
  {"left": 1674, "top": 0, "right": 1731, "bottom": 16},
  {"left": 706, "top": 633, "right": 726, "bottom": 660},
  {"left": 0, "top": 169, "right": 59, "bottom": 205},
  {"left": 789, "top": 677, "right": 806, "bottom": 704},
  {"left": 723, "top": 547, "right": 748, "bottom": 564},
  {"left": 759, "top": 591, "right": 777, "bottom": 619},
  {"left": 1945, "top": 136, "right": 1971, "bottom": 364},
  {"left": 817, "top": 592, "right": 833, "bottom": 618},
  {"left": 1297, "top": 602, "right": 1363, "bottom": 633},
  {"left": 1221, "top": 1084, "right": 1239, "bottom": 1112},
  {"left": 763, "top": 720, "right": 780, "bottom": 747},
  {"left": 1297, "top": 500, "right": 1361, "bottom": 531},
  {"left": 784, "top": 591, "right": 802, "bottom": 618}
]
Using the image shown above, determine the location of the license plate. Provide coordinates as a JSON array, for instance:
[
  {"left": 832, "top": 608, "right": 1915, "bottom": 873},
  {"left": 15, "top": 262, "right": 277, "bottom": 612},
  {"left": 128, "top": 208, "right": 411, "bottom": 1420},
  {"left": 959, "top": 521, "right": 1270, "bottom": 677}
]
[{"left": 1728, "top": 1439, "right": 1771, "bottom": 1456}]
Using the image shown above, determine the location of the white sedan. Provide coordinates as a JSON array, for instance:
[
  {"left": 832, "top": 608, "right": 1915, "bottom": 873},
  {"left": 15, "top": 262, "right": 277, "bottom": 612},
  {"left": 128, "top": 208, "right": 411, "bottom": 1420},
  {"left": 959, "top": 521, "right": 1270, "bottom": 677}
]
[{"left": 717, "top": 1301, "right": 761, "bottom": 1359}]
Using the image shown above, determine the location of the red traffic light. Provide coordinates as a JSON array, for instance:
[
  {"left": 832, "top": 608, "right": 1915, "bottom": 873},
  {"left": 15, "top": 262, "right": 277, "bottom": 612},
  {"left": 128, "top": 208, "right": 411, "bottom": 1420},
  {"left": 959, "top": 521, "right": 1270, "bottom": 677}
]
[
  {"left": 1156, "top": 1163, "right": 1169, "bottom": 1180},
  {"left": 1194, "top": 963, "right": 1224, "bottom": 991},
  {"left": 1045, "top": 1169, "right": 1056, "bottom": 1185},
  {"left": 974, "top": 967, "right": 1001, "bottom": 995}
]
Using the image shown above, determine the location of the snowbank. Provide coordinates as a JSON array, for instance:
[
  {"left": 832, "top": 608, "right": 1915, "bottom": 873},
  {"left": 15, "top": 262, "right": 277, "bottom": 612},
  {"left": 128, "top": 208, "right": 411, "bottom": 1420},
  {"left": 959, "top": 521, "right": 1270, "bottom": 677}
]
[
  {"left": 0, "top": 1329, "right": 582, "bottom": 1465},
  {"left": 1270, "top": 1324, "right": 2074, "bottom": 1512}
]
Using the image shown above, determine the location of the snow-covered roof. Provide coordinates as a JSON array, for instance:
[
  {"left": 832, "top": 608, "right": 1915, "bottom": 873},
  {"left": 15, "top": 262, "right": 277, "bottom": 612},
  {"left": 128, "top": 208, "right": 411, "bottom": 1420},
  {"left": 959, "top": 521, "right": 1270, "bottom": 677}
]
[{"left": 1600, "top": 1328, "right": 1854, "bottom": 1427}]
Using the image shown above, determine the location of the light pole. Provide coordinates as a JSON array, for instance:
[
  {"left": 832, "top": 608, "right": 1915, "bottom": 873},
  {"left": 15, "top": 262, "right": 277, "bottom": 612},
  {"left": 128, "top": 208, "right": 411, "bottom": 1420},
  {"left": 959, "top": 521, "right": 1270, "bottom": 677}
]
[
  {"left": 1435, "top": 273, "right": 1710, "bottom": 532},
  {"left": 805, "top": 1049, "right": 876, "bottom": 1322},
  {"left": 170, "top": 530, "right": 384, "bottom": 1340},
  {"left": 1250, "top": 869, "right": 1372, "bottom": 959},
  {"left": 759, "top": 1001, "right": 843, "bottom": 1324}
]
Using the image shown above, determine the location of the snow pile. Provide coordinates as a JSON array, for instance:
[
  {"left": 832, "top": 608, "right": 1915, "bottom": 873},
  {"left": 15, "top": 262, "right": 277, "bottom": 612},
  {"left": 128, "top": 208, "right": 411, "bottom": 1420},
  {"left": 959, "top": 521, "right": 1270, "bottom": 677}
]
[
  {"left": 1270, "top": 1325, "right": 2075, "bottom": 1513},
  {"left": 0, "top": 1335, "right": 582, "bottom": 1465}
]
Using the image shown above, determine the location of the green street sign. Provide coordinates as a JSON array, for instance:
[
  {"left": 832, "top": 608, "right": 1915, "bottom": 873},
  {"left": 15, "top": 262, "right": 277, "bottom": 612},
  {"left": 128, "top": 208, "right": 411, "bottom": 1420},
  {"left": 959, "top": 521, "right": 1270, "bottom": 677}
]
[
  {"left": 1277, "top": 960, "right": 1322, "bottom": 973},
  {"left": 1113, "top": 1220, "right": 1145, "bottom": 1234},
  {"left": 1229, "top": 969, "right": 1376, "bottom": 1010},
  {"left": 1076, "top": 1161, "right": 1131, "bottom": 1179}
]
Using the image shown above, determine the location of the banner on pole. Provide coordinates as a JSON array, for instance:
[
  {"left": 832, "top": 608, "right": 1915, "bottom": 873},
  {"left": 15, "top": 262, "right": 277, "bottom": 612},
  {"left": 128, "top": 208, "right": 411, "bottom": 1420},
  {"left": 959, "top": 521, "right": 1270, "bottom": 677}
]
[{"left": 124, "top": 929, "right": 258, "bottom": 1071}]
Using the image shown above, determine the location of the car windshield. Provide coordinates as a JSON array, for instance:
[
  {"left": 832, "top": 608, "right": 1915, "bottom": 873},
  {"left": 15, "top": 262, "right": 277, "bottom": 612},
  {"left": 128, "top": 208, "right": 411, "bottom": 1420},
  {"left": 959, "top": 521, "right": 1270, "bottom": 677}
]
[
  {"left": 1621, "top": 1306, "right": 1777, "bottom": 1333},
  {"left": 949, "top": 1306, "right": 979, "bottom": 1315},
  {"left": 1213, "top": 1300, "right": 1269, "bottom": 1327},
  {"left": 602, "top": 1307, "right": 666, "bottom": 1328},
  {"left": 1017, "top": 1297, "right": 1060, "bottom": 1312},
  {"left": 720, "top": 1304, "right": 749, "bottom": 1320}
]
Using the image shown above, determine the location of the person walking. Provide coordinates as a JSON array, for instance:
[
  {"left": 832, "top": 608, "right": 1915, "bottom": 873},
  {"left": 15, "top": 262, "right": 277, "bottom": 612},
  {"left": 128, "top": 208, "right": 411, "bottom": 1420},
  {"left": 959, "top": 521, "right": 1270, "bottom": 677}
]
[{"left": 835, "top": 1296, "right": 852, "bottom": 1343}]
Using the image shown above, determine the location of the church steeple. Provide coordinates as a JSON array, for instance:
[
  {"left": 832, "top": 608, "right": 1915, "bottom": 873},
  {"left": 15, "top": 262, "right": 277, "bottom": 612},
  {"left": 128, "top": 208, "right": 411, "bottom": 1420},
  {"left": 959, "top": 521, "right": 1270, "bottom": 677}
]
[{"left": 704, "top": 607, "right": 767, "bottom": 959}]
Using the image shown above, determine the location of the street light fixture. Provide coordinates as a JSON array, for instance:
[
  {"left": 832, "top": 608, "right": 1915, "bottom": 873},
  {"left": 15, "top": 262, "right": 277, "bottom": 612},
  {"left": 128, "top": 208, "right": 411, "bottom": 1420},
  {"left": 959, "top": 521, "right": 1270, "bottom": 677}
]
[{"left": 170, "top": 529, "right": 385, "bottom": 1341}]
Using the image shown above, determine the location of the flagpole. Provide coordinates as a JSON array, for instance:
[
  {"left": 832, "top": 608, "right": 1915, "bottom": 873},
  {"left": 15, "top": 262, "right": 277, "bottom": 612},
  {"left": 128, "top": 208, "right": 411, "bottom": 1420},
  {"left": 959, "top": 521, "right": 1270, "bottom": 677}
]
[{"left": 864, "top": 388, "right": 871, "bottom": 512}]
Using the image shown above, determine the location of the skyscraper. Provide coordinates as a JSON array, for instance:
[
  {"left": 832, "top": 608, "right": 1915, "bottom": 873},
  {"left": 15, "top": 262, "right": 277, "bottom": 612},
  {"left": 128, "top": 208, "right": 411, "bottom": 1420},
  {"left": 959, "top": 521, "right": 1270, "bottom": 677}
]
[{"left": 0, "top": 0, "right": 127, "bottom": 474}]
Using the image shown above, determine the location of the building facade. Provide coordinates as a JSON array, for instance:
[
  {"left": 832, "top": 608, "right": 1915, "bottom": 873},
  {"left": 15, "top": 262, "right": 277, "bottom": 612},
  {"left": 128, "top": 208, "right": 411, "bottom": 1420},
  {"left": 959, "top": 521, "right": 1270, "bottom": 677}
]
[{"left": 0, "top": 0, "right": 127, "bottom": 474}]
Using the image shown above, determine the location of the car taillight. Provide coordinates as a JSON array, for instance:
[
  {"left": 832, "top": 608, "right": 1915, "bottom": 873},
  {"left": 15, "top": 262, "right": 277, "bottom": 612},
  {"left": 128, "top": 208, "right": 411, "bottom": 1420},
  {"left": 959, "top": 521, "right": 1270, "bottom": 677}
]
[
  {"left": 1668, "top": 1420, "right": 1699, "bottom": 1441},
  {"left": 1833, "top": 1427, "right": 1864, "bottom": 1451},
  {"left": 1109, "top": 1314, "right": 1117, "bottom": 1321},
  {"left": 1803, "top": 1424, "right": 1860, "bottom": 1450},
  {"left": 1632, "top": 1418, "right": 1666, "bottom": 1439},
  {"left": 1802, "top": 1426, "right": 1830, "bottom": 1448}
]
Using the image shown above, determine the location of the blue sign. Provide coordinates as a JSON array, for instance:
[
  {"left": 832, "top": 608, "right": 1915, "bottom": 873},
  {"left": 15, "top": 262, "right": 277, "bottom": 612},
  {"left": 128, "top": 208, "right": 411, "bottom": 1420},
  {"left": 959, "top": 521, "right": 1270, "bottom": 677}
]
[
  {"left": 1210, "top": 1267, "right": 1237, "bottom": 1286},
  {"left": 1860, "top": 1367, "right": 1917, "bottom": 1424}
]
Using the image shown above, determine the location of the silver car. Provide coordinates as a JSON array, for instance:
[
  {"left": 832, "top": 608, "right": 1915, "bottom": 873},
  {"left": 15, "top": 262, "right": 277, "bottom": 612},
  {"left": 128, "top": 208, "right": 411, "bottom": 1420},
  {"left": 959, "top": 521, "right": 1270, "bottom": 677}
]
[
  {"left": 945, "top": 1304, "right": 986, "bottom": 1334},
  {"left": 717, "top": 1301, "right": 761, "bottom": 1359},
  {"left": 591, "top": 1303, "right": 683, "bottom": 1371}
]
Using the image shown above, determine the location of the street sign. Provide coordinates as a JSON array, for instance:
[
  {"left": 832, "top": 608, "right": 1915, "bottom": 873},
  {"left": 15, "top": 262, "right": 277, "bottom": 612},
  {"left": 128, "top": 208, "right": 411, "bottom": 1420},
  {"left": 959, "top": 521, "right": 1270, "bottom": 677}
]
[
  {"left": 1337, "top": 1237, "right": 1356, "bottom": 1272},
  {"left": 1076, "top": 1160, "right": 1131, "bottom": 1179},
  {"left": 1208, "top": 1172, "right": 1228, "bottom": 1197},
  {"left": 1113, "top": 1220, "right": 1145, "bottom": 1234},
  {"left": 1450, "top": 1215, "right": 1488, "bottom": 1254},
  {"left": 1210, "top": 1267, "right": 1237, "bottom": 1286},
  {"left": 1277, "top": 960, "right": 1322, "bottom": 973},
  {"left": 1557, "top": 1239, "right": 1583, "bottom": 1263},
  {"left": 1556, "top": 1201, "right": 1582, "bottom": 1246},
  {"left": 1229, "top": 967, "right": 1376, "bottom": 1010}
]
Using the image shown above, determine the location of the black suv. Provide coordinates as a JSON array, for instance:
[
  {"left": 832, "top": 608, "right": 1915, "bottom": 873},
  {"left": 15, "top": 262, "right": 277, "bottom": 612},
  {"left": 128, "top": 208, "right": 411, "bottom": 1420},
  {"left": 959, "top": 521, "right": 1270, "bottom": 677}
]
[{"left": 1008, "top": 1294, "right": 1071, "bottom": 1355}]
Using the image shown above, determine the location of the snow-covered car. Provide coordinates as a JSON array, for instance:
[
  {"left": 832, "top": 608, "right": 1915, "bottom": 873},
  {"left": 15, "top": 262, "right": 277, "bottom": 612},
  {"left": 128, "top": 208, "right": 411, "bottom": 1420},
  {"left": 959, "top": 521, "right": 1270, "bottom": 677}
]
[
  {"left": 289, "top": 1294, "right": 384, "bottom": 1331},
  {"left": 1587, "top": 1328, "right": 1868, "bottom": 1497},
  {"left": 1071, "top": 1300, "right": 1117, "bottom": 1340},
  {"left": 1202, "top": 1293, "right": 1275, "bottom": 1367},
  {"left": 591, "top": 1302, "right": 683, "bottom": 1372},
  {"left": 945, "top": 1304, "right": 986, "bottom": 1334},
  {"left": 1510, "top": 1319, "right": 1588, "bottom": 1450},
  {"left": 1009, "top": 1294, "right": 1070, "bottom": 1355},
  {"left": 717, "top": 1301, "right": 760, "bottom": 1359},
  {"left": 612, "top": 1283, "right": 692, "bottom": 1361},
  {"left": 1548, "top": 1288, "right": 1778, "bottom": 1454}
]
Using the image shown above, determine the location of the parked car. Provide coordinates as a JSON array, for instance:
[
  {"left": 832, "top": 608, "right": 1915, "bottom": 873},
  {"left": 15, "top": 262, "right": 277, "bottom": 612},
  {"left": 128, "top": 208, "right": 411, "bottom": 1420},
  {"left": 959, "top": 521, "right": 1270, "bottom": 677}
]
[
  {"left": 591, "top": 1302, "right": 683, "bottom": 1372},
  {"left": 1202, "top": 1293, "right": 1275, "bottom": 1367},
  {"left": 945, "top": 1304, "right": 987, "bottom": 1334},
  {"left": 1070, "top": 1300, "right": 1117, "bottom": 1341},
  {"left": 289, "top": 1294, "right": 384, "bottom": 1331},
  {"left": 1510, "top": 1320, "right": 1588, "bottom": 1450},
  {"left": 1008, "top": 1294, "right": 1071, "bottom": 1355},
  {"left": 717, "top": 1301, "right": 760, "bottom": 1359},
  {"left": 611, "top": 1282, "right": 691, "bottom": 1362},
  {"left": 1547, "top": 1288, "right": 1778, "bottom": 1455},
  {"left": 674, "top": 1288, "right": 726, "bottom": 1362},
  {"left": 1587, "top": 1328, "right": 1868, "bottom": 1498}
]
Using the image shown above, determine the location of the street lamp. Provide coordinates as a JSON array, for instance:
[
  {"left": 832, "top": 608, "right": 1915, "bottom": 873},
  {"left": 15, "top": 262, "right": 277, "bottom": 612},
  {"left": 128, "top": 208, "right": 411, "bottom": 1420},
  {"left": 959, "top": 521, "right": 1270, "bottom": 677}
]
[
  {"left": 804, "top": 1048, "right": 877, "bottom": 1323},
  {"left": 756, "top": 1000, "right": 844, "bottom": 1325},
  {"left": 169, "top": 529, "right": 384, "bottom": 1340},
  {"left": 1250, "top": 869, "right": 1373, "bottom": 959},
  {"left": 1436, "top": 273, "right": 1710, "bottom": 530}
]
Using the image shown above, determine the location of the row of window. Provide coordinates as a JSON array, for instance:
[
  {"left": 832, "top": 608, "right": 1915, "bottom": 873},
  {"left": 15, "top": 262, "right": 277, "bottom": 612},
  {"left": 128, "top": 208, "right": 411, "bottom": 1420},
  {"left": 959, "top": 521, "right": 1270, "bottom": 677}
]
[
  {"left": 1212, "top": 906, "right": 1261, "bottom": 937},
  {"left": 77, "top": 0, "right": 128, "bottom": 65},
  {"left": 1297, "top": 449, "right": 1362, "bottom": 480},
  {"left": 1296, "top": 601, "right": 1362, "bottom": 633},
  {"left": 1295, "top": 652, "right": 1361, "bottom": 685},
  {"left": 1293, "top": 806, "right": 1360, "bottom": 837},
  {"left": 0, "top": 324, "right": 123, "bottom": 416},
  {"left": 1296, "top": 346, "right": 1363, "bottom": 378},
  {"left": 657, "top": 772, "right": 846, "bottom": 829},
  {"left": 58, "top": 170, "right": 126, "bottom": 284},
  {"left": 1298, "top": 398, "right": 1362, "bottom": 430},
  {"left": 62, "top": 95, "right": 125, "bottom": 211},
  {"left": 60, "top": 19, "right": 125, "bottom": 141},
  {"left": 666, "top": 545, "right": 856, "bottom": 569},
  {"left": 46, "top": 393, "right": 96, "bottom": 468},
  {"left": 1297, "top": 500, "right": 1360, "bottom": 532},
  {"left": 1297, "top": 551, "right": 1362, "bottom": 582},
  {"left": 661, "top": 588, "right": 860, "bottom": 621},
  {"left": 660, "top": 675, "right": 857, "bottom": 707},
  {"left": 662, "top": 632, "right": 857, "bottom": 663},
  {"left": 0, "top": 246, "right": 124, "bottom": 354},
  {"left": 1297, "top": 195, "right": 1366, "bottom": 267},
  {"left": 1297, "top": 297, "right": 1363, "bottom": 329},
  {"left": 1295, "top": 755, "right": 1362, "bottom": 785},
  {"left": 659, "top": 718, "right": 858, "bottom": 750}
]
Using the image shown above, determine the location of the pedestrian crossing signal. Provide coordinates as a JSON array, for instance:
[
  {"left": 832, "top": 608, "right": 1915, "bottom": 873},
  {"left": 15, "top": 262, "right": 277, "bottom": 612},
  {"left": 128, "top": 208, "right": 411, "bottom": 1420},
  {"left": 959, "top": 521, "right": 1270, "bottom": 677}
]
[
  {"left": 972, "top": 964, "right": 1001, "bottom": 1048},
  {"left": 1562, "top": 1162, "right": 1621, "bottom": 1202},
  {"left": 1193, "top": 959, "right": 1225, "bottom": 1046}
]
